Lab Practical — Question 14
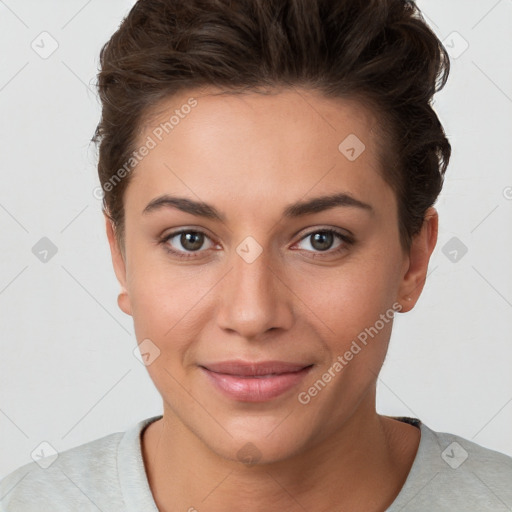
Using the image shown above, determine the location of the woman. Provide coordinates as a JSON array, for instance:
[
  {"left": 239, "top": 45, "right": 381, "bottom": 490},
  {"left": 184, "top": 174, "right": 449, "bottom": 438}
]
[{"left": 2, "top": 0, "right": 511, "bottom": 510}]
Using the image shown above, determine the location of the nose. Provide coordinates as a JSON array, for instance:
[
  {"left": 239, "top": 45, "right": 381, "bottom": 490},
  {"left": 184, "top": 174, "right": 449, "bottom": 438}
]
[{"left": 216, "top": 245, "right": 294, "bottom": 340}]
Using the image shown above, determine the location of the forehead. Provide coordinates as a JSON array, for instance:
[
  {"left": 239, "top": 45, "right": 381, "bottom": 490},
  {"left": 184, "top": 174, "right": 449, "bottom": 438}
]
[
  {"left": 127, "top": 87, "right": 394, "bottom": 217},
  {"left": 140, "top": 87, "right": 380, "bottom": 157}
]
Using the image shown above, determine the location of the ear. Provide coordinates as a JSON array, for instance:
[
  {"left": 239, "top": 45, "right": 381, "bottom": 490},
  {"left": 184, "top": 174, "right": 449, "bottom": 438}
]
[
  {"left": 104, "top": 213, "right": 132, "bottom": 316},
  {"left": 396, "top": 207, "right": 438, "bottom": 313}
]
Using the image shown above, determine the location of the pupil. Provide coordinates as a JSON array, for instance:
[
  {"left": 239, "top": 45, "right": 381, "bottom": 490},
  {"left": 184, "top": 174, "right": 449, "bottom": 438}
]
[
  {"left": 311, "top": 232, "right": 333, "bottom": 251},
  {"left": 181, "top": 232, "right": 203, "bottom": 251}
]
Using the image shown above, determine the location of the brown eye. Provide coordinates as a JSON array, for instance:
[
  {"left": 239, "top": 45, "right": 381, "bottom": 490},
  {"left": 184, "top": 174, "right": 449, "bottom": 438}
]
[
  {"left": 293, "top": 228, "right": 353, "bottom": 257},
  {"left": 161, "top": 229, "right": 215, "bottom": 258},
  {"left": 179, "top": 232, "right": 205, "bottom": 251},
  {"left": 309, "top": 231, "right": 335, "bottom": 251}
]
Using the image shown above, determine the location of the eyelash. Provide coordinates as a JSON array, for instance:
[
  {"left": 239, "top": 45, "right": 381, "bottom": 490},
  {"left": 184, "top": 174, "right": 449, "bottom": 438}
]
[{"left": 159, "top": 228, "right": 354, "bottom": 260}]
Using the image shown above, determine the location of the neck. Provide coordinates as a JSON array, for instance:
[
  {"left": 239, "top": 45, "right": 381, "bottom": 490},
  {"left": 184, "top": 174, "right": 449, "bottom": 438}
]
[{"left": 141, "top": 390, "right": 420, "bottom": 512}]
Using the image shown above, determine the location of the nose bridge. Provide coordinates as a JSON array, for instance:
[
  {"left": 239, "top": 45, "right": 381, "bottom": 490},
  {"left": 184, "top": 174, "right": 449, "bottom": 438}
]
[{"left": 216, "top": 242, "right": 292, "bottom": 339}]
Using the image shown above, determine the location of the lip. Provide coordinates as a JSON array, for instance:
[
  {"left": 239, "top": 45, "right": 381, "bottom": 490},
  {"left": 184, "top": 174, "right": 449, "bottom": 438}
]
[{"left": 200, "top": 360, "right": 314, "bottom": 402}]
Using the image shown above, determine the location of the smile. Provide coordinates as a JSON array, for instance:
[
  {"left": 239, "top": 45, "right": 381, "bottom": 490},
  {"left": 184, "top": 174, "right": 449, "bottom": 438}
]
[{"left": 199, "top": 360, "right": 314, "bottom": 402}]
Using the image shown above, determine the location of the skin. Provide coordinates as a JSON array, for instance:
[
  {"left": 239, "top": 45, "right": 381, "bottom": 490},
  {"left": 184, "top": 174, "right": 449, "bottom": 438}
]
[{"left": 105, "top": 87, "right": 437, "bottom": 512}]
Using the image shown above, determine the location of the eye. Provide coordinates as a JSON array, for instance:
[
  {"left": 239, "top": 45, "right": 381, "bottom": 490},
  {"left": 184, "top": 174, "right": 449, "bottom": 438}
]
[
  {"left": 160, "top": 229, "right": 216, "bottom": 259},
  {"left": 159, "top": 227, "right": 354, "bottom": 260},
  {"left": 293, "top": 228, "right": 353, "bottom": 256}
]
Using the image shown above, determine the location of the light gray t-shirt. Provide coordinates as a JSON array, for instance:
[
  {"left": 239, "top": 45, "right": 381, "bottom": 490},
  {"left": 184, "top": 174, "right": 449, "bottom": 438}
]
[{"left": 1, "top": 415, "right": 511, "bottom": 511}]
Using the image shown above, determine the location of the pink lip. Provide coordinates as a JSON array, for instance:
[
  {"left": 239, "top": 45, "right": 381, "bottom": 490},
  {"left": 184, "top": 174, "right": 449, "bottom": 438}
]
[{"left": 200, "top": 360, "right": 313, "bottom": 402}]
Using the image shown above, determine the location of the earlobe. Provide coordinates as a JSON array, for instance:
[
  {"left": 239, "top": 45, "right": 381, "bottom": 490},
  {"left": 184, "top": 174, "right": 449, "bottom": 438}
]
[
  {"left": 117, "top": 289, "right": 132, "bottom": 316},
  {"left": 397, "top": 207, "right": 438, "bottom": 313},
  {"left": 104, "top": 213, "right": 133, "bottom": 316}
]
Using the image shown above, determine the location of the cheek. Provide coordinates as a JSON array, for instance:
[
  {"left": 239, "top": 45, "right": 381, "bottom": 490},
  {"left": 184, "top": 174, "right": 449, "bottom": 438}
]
[
  {"left": 291, "top": 254, "right": 401, "bottom": 343},
  {"left": 129, "top": 274, "right": 192, "bottom": 336},
  {"left": 127, "top": 258, "right": 220, "bottom": 357},
  {"left": 128, "top": 274, "right": 202, "bottom": 396}
]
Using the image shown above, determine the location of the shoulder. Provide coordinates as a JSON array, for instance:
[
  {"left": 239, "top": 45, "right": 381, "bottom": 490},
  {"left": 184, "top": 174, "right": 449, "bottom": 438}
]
[
  {"left": 389, "top": 418, "right": 512, "bottom": 511},
  {"left": 0, "top": 429, "right": 126, "bottom": 511},
  {"left": 423, "top": 423, "right": 512, "bottom": 482}
]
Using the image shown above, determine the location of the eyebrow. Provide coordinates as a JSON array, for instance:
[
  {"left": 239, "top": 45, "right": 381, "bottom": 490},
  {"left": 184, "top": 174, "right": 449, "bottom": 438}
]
[{"left": 142, "top": 192, "right": 374, "bottom": 221}]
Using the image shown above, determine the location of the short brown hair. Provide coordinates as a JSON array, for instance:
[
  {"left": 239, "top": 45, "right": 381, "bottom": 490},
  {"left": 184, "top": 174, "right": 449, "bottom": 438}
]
[{"left": 92, "top": 0, "right": 451, "bottom": 253}]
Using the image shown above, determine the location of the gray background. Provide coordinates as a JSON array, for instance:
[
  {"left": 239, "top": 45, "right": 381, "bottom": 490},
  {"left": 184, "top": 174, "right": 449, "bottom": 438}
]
[{"left": 1, "top": 0, "right": 511, "bottom": 479}]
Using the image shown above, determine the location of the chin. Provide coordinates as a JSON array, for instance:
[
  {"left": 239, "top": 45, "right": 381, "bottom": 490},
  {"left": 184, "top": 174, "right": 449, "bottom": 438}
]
[{"left": 201, "top": 417, "right": 316, "bottom": 467}]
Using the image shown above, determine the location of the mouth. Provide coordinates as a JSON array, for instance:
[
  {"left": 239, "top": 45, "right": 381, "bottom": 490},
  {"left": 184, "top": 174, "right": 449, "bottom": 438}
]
[{"left": 199, "top": 360, "right": 314, "bottom": 402}]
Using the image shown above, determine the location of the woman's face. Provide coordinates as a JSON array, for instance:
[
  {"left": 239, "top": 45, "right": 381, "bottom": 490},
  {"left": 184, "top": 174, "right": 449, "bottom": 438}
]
[{"left": 107, "top": 87, "right": 435, "bottom": 463}]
